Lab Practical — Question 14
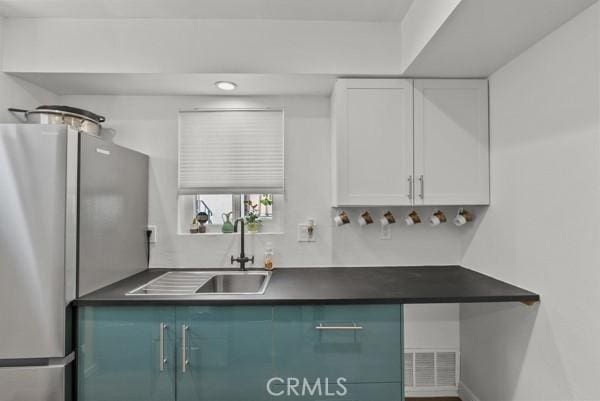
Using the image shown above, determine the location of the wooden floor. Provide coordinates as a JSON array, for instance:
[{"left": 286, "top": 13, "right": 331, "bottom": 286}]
[{"left": 406, "top": 398, "right": 461, "bottom": 401}]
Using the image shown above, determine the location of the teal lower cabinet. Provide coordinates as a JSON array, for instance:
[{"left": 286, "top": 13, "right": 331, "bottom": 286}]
[
  {"left": 77, "top": 306, "right": 176, "bottom": 401},
  {"left": 78, "top": 304, "right": 404, "bottom": 401},
  {"left": 272, "top": 304, "right": 403, "bottom": 400},
  {"left": 273, "top": 304, "right": 403, "bottom": 383},
  {"left": 175, "top": 306, "right": 273, "bottom": 401}
]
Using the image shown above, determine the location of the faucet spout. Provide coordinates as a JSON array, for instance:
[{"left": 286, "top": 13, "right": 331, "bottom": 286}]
[{"left": 231, "top": 218, "right": 254, "bottom": 270}]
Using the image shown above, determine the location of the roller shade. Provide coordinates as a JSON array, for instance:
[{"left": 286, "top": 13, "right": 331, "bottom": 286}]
[{"left": 178, "top": 109, "right": 284, "bottom": 194}]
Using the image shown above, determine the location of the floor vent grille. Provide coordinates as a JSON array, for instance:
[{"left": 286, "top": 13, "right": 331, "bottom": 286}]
[{"left": 404, "top": 349, "right": 459, "bottom": 393}]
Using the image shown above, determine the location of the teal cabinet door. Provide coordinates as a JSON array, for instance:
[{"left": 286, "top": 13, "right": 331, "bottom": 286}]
[
  {"left": 176, "top": 306, "right": 273, "bottom": 401},
  {"left": 273, "top": 304, "right": 403, "bottom": 385},
  {"left": 78, "top": 306, "right": 176, "bottom": 401}
]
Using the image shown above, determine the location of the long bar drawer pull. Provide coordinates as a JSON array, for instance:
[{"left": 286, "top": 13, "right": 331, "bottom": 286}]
[
  {"left": 159, "top": 323, "right": 168, "bottom": 371},
  {"left": 315, "top": 323, "right": 363, "bottom": 330},
  {"left": 181, "top": 324, "right": 189, "bottom": 373}
]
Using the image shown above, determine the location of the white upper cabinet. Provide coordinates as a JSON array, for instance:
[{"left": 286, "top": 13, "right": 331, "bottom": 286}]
[
  {"left": 331, "top": 78, "right": 489, "bottom": 207},
  {"left": 331, "top": 79, "right": 414, "bottom": 206},
  {"left": 414, "top": 79, "right": 489, "bottom": 205}
]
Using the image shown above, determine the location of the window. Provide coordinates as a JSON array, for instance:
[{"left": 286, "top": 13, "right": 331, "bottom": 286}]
[
  {"left": 243, "top": 194, "right": 273, "bottom": 218},
  {"left": 177, "top": 109, "right": 284, "bottom": 234},
  {"left": 178, "top": 193, "right": 282, "bottom": 233},
  {"left": 180, "top": 194, "right": 273, "bottom": 224}
]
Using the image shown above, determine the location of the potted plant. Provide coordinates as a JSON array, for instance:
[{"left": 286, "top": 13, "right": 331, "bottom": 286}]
[
  {"left": 244, "top": 200, "right": 262, "bottom": 233},
  {"left": 259, "top": 194, "right": 273, "bottom": 217}
]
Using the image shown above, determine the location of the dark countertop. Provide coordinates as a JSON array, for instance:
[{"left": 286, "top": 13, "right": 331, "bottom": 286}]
[{"left": 75, "top": 265, "right": 539, "bottom": 306}]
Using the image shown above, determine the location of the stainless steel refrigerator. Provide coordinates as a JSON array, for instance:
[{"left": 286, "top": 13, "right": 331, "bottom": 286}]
[{"left": 0, "top": 124, "right": 149, "bottom": 401}]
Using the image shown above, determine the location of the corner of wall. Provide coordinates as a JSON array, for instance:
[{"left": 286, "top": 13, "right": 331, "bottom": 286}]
[
  {"left": 399, "top": 0, "right": 462, "bottom": 72},
  {"left": 459, "top": 382, "right": 482, "bottom": 401},
  {"left": 457, "top": 3, "right": 600, "bottom": 400},
  {"left": 0, "top": 15, "right": 61, "bottom": 123}
]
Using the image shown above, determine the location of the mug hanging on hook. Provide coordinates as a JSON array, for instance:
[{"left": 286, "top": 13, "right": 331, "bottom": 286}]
[
  {"left": 405, "top": 210, "right": 421, "bottom": 226},
  {"left": 334, "top": 210, "right": 351, "bottom": 227},
  {"left": 380, "top": 211, "right": 396, "bottom": 226},
  {"left": 454, "top": 208, "right": 474, "bottom": 226},
  {"left": 429, "top": 210, "right": 447, "bottom": 227},
  {"left": 358, "top": 211, "right": 374, "bottom": 227}
]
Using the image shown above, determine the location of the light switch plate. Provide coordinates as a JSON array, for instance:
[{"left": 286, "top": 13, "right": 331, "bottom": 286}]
[
  {"left": 297, "top": 224, "right": 316, "bottom": 242},
  {"left": 147, "top": 225, "right": 157, "bottom": 243}
]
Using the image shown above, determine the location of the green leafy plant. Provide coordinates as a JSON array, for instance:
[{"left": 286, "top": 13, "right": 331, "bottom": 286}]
[
  {"left": 259, "top": 194, "right": 272, "bottom": 217},
  {"left": 259, "top": 194, "right": 273, "bottom": 207},
  {"left": 244, "top": 200, "right": 262, "bottom": 225}
]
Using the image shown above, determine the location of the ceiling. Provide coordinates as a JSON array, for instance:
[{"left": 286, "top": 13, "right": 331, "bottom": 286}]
[
  {"left": 9, "top": 73, "right": 339, "bottom": 96},
  {"left": 3, "top": 0, "right": 597, "bottom": 95},
  {"left": 0, "top": 0, "right": 415, "bottom": 21}
]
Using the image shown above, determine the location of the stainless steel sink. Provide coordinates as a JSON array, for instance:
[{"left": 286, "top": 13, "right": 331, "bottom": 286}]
[
  {"left": 126, "top": 271, "right": 271, "bottom": 296},
  {"left": 195, "top": 273, "right": 268, "bottom": 294}
]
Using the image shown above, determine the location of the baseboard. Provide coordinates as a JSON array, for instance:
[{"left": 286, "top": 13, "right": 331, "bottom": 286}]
[{"left": 458, "top": 382, "right": 481, "bottom": 401}]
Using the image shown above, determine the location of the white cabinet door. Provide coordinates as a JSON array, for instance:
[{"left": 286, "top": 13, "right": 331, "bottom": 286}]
[
  {"left": 332, "top": 79, "right": 413, "bottom": 206},
  {"left": 414, "top": 79, "right": 489, "bottom": 205}
]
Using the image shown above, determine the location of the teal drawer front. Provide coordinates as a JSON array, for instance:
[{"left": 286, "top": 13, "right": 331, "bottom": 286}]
[
  {"left": 273, "top": 304, "right": 403, "bottom": 384},
  {"left": 267, "top": 382, "right": 403, "bottom": 401},
  {"left": 77, "top": 306, "right": 176, "bottom": 401},
  {"left": 175, "top": 306, "right": 273, "bottom": 401}
]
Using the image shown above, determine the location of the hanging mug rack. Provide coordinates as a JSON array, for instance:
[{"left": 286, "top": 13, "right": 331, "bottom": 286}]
[{"left": 333, "top": 208, "right": 475, "bottom": 229}]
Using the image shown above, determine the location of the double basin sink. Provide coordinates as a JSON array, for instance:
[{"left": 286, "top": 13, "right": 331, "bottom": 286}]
[{"left": 126, "top": 270, "right": 271, "bottom": 296}]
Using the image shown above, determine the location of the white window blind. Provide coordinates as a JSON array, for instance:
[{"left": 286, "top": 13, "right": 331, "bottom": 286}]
[{"left": 178, "top": 109, "right": 284, "bottom": 194}]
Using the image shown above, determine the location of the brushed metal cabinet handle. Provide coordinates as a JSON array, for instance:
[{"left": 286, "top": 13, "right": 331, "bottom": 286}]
[
  {"left": 315, "top": 323, "right": 363, "bottom": 330},
  {"left": 159, "top": 323, "right": 168, "bottom": 371},
  {"left": 408, "top": 175, "right": 413, "bottom": 200},
  {"left": 181, "top": 324, "right": 189, "bottom": 373},
  {"left": 418, "top": 175, "right": 424, "bottom": 199}
]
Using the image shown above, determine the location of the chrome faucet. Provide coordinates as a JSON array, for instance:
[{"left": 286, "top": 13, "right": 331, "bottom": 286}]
[{"left": 231, "top": 218, "right": 254, "bottom": 271}]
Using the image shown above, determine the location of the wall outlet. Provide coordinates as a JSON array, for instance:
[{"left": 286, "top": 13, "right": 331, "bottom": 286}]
[
  {"left": 297, "top": 223, "right": 316, "bottom": 242},
  {"left": 147, "top": 225, "right": 157, "bottom": 243},
  {"left": 380, "top": 224, "right": 392, "bottom": 240}
]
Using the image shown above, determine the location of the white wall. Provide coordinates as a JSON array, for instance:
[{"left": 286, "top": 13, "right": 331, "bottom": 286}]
[
  {"left": 60, "top": 94, "right": 468, "bottom": 362},
  {"left": 460, "top": 3, "right": 600, "bottom": 400},
  {"left": 3, "top": 18, "right": 402, "bottom": 75},
  {"left": 0, "top": 17, "right": 58, "bottom": 122},
  {"left": 60, "top": 94, "right": 471, "bottom": 269}
]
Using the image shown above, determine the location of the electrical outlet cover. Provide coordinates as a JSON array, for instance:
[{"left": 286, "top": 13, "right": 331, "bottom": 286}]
[
  {"left": 380, "top": 224, "right": 392, "bottom": 240},
  {"left": 147, "top": 225, "right": 157, "bottom": 243},
  {"left": 297, "top": 224, "right": 316, "bottom": 242}
]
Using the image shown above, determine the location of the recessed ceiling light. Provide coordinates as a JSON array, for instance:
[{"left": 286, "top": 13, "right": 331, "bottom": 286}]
[{"left": 215, "top": 81, "right": 237, "bottom": 91}]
